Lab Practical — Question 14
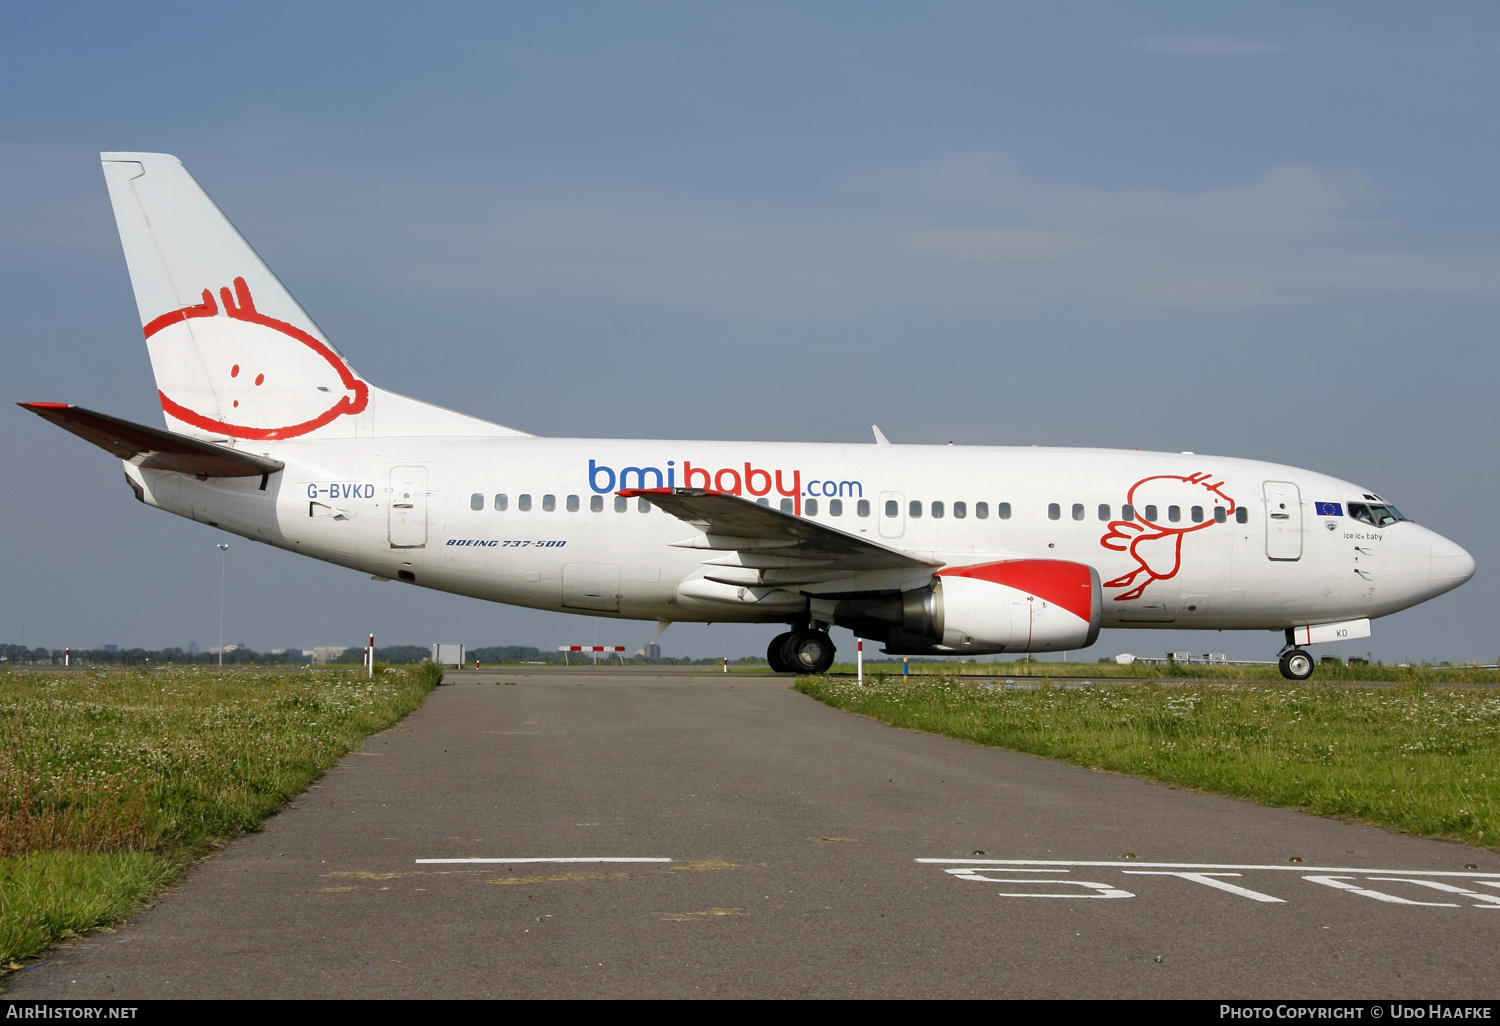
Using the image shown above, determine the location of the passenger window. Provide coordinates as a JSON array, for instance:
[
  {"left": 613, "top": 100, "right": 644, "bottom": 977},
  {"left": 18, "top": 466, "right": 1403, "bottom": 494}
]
[
  {"left": 518, "top": 494, "right": 532, "bottom": 512},
  {"left": 756, "top": 498, "right": 770, "bottom": 507},
  {"left": 931, "top": 501, "right": 945, "bottom": 519},
  {"left": 1098, "top": 504, "right": 1110, "bottom": 521},
  {"left": 494, "top": 493, "right": 508, "bottom": 512},
  {"left": 1348, "top": 503, "right": 1375, "bottom": 526},
  {"left": 953, "top": 501, "right": 967, "bottom": 519},
  {"left": 1071, "top": 503, "right": 1084, "bottom": 521},
  {"left": 909, "top": 500, "right": 923, "bottom": 518},
  {"left": 614, "top": 495, "right": 628, "bottom": 513},
  {"left": 1235, "top": 508, "right": 1248, "bottom": 524},
  {"left": 975, "top": 502, "right": 988, "bottom": 519},
  {"left": 590, "top": 495, "right": 603, "bottom": 513},
  {"left": 998, "top": 502, "right": 1011, "bottom": 520},
  {"left": 780, "top": 498, "right": 794, "bottom": 514},
  {"left": 566, "top": 494, "right": 579, "bottom": 512},
  {"left": 638, "top": 497, "right": 651, "bottom": 513},
  {"left": 805, "top": 498, "right": 819, "bottom": 516},
  {"left": 829, "top": 499, "right": 843, "bottom": 517},
  {"left": 1144, "top": 505, "right": 1158, "bottom": 522},
  {"left": 1191, "top": 506, "right": 1203, "bottom": 523},
  {"left": 542, "top": 494, "right": 556, "bottom": 512},
  {"left": 470, "top": 493, "right": 484, "bottom": 512},
  {"left": 1214, "top": 507, "right": 1227, "bottom": 524},
  {"left": 1168, "top": 505, "right": 1180, "bottom": 523},
  {"left": 858, "top": 499, "right": 871, "bottom": 518},
  {"left": 1121, "top": 503, "right": 1134, "bottom": 521}
]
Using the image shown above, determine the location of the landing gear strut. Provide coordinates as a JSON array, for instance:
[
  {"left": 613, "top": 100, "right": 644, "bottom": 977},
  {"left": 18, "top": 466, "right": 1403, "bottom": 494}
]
[
  {"left": 1278, "top": 647, "right": 1315, "bottom": 681},
  {"left": 768, "top": 627, "right": 836, "bottom": 675}
]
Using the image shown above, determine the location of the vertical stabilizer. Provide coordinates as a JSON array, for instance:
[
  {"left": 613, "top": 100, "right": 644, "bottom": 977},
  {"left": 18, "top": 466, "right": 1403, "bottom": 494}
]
[{"left": 100, "top": 152, "right": 527, "bottom": 441}]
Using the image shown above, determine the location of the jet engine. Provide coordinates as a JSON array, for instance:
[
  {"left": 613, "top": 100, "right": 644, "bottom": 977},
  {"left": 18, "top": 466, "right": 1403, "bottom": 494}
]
[{"left": 849, "top": 559, "right": 1102, "bottom": 655}]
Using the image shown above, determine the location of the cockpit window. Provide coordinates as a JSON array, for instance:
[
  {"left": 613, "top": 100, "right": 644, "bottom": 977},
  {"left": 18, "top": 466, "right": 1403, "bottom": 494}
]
[{"left": 1349, "top": 502, "right": 1407, "bottom": 527}]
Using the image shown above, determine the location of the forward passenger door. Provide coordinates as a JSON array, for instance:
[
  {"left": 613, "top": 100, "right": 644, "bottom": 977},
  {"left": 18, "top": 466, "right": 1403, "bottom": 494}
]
[{"left": 1263, "top": 481, "right": 1302, "bottom": 561}]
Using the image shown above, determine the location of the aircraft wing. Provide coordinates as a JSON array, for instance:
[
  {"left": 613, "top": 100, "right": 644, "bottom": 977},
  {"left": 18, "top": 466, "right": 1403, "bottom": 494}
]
[
  {"left": 620, "top": 487, "right": 938, "bottom": 575},
  {"left": 20, "top": 403, "right": 285, "bottom": 479}
]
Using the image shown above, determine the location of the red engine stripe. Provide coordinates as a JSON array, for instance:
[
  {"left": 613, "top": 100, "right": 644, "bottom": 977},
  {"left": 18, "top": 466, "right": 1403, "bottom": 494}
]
[{"left": 937, "top": 559, "right": 1095, "bottom": 624}]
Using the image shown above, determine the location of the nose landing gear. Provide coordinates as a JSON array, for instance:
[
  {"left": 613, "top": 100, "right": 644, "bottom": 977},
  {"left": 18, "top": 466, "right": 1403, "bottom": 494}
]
[
  {"left": 1277, "top": 629, "right": 1316, "bottom": 681},
  {"left": 767, "top": 626, "right": 836, "bottom": 675}
]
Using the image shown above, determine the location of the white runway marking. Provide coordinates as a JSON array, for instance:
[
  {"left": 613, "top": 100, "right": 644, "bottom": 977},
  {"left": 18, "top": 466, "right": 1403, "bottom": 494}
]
[
  {"left": 1122, "top": 870, "right": 1286, "bottom": 903},
  {"left": 916, "top": 859, "right": 1500, "bottom": 877},
  {"left": 415, "top": 857, "right": 673, "bottom": 864},
  {"left": 1303, "top": 875, "right": 1458, "bottom": 906},
  {"left": 922, "top": 859, "right": 1500, "bottom": 907},
  {"left": 942, "top": 867, "right": 1133, "bottom": 898}
]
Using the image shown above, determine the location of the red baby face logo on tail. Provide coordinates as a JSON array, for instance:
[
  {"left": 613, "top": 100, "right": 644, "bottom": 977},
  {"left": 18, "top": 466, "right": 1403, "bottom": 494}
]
[
  {"left": 143, "top": 277, "right": 368, "bottom": 440},
  {"left": 1099, "top": 472, "right": 1236, "bottom": 601}
]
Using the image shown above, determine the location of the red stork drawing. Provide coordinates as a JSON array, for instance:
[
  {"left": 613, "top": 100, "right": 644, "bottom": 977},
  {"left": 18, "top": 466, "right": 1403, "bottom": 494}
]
[{"left": 1099, "top": 472, "right": 1237, "bottom": 601}]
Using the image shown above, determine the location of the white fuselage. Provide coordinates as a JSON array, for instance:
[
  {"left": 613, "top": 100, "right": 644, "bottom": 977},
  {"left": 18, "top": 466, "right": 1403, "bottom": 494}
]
[{"left": 124, "top": 436, "right": 1473, "bottom": 635}]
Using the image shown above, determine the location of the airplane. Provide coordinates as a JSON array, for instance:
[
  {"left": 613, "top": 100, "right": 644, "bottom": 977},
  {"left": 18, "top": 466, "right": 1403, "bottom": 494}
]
[{"left": 21, "top": 153, "right": 1476, "bottom": 680}]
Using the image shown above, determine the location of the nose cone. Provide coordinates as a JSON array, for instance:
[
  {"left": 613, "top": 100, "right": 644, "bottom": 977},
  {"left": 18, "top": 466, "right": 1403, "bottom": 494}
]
[{"left": 1429, "top": 532, "right": 1476, "bottom": 587}]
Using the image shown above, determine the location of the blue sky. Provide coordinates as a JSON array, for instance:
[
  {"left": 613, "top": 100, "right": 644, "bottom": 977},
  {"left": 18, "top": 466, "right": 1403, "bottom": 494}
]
[{"left": 4, "top": 3, "right": 1498, "bottom": 661}]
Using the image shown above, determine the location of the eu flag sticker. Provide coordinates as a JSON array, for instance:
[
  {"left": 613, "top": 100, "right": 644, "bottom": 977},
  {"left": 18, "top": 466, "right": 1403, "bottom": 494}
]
[{"left": 1315, "top": 501, "right": 1343, "bottom": 517}]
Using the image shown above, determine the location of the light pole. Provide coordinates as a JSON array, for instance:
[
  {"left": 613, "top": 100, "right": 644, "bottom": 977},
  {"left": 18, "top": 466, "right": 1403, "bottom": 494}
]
[{"left": 216, "top": 543, "right": 230, "bottom": 667}]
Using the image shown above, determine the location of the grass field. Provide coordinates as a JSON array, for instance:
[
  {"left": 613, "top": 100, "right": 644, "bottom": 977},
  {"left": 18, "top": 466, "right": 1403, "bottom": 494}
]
[
  {"left": 824, "top": 660, "right": 1500, "bottom": 684},
  {"left": 796, "top": 674, "right": 1500, "bottom": 848},
  {"left": 0, "top": 664, "right": 440, "bottom": 970}
]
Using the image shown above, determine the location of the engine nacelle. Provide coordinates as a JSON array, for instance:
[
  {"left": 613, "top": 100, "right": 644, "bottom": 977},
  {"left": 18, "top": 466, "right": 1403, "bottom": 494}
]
[{"left": 934, "top": 559, "right": 1102, "bottom": 653}]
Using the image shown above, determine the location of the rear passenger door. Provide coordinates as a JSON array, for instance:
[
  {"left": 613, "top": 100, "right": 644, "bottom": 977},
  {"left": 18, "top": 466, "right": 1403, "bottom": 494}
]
[{"left": 388, "top": 466, "right": 428, "bottom": 548}]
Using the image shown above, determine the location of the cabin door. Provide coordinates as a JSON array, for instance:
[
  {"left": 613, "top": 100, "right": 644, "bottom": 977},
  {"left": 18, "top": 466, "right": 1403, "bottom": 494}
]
[
  {"left": 878, "top": 491, "right": 905, "bottom": 539},
  {"left": 388, "top": 466, "right": 429, "bottom": 548},
  {"left": 1263, "top": 481, "right": 1303, "bottom": 561}
]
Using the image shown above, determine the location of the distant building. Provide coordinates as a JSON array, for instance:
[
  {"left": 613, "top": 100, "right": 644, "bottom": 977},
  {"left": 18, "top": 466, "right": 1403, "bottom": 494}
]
[
  {"left": 208, "top": 643, "right": 244, "bottom": 655},
  {"left": 188, "top": 642, "right": 199, "bottom": 655},
  {"left": 636, "top": 643, "right": 662, "bottom": 659},
  {"left": 309, "top": 646, "right": 348, "bottom": 665},
  {"left": 103, "top": 644, "right": 118, "bottom": 653}
]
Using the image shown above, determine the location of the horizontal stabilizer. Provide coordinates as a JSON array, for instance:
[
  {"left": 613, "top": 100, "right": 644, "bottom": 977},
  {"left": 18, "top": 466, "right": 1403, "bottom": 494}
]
[
  {"left": 20, "top": 403, "right": 284, "bottom": 478},
  {"left": 620, "top": 487, "right": 938, "bottom": 572}
]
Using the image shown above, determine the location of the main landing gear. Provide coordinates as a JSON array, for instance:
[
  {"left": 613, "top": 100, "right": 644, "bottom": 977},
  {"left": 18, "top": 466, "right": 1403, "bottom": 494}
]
[{"left": 767, "top": 626, "right": 836, "bottom": 675}]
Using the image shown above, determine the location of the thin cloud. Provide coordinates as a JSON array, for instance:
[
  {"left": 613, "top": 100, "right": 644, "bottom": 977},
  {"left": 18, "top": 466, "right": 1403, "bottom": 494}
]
[
  {"left": 909, "top": 228, "right": 1086, "bottom": 261},
  {"left": 1134, "top": 34, "right": 1287, "bottom": 56},
  {"left": 100, "top": 150, "right": 1497, "bottom": 319}
]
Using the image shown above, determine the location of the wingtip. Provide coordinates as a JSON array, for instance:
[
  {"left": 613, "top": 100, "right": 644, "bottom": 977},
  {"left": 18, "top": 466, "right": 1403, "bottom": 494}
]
[{"left": 872, "top": 425, "right": 891, "bottom": 446}]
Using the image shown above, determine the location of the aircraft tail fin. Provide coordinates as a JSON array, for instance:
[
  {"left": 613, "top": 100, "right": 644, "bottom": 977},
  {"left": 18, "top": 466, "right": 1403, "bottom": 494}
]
[{"left": 99, "top": 152, "right": 527, "bottom": 442}]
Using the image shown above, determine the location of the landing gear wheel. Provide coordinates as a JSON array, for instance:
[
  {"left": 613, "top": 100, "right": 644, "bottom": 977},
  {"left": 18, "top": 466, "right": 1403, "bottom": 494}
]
[
  {"left": 767, "top": 632, "right": 795, "bottom": 673},
  {"left": 782, "top": 630, "right": 836, "bottom": 675},
  {"left": 1279, "top": 649, "right": 1315, "bottom": 681}
]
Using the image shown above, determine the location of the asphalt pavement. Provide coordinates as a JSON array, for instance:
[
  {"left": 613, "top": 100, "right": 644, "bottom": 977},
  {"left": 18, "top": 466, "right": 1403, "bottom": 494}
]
[{"left": 8, "top": 667, "right": 1498, "bottom": 998}]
